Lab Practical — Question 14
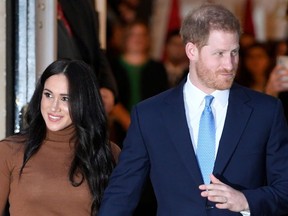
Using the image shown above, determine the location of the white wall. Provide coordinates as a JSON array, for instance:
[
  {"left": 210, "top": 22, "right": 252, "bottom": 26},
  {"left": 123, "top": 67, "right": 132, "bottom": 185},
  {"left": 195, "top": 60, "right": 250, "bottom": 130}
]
[
  {"left": 36, "top": 0, "right": 57, "bottom": 78},
  {"left": 0, "top": 0, "right": 6, "bottom": 140}
]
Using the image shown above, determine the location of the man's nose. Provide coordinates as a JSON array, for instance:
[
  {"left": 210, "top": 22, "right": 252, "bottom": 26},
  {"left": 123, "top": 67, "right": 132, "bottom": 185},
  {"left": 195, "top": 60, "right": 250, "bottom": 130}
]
[{"left": 222, "top": 56, "right": 234, "bottom": 71}]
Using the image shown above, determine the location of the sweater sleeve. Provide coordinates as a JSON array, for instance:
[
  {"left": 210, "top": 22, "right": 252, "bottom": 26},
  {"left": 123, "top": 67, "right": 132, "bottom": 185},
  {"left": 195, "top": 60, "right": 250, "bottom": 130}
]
[{"left": 0, "top": 140, "right": 18, "bottom": 214}]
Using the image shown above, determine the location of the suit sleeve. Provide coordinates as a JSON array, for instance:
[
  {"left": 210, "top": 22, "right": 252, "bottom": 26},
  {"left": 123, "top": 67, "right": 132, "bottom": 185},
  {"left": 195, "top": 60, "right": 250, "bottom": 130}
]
[
  {"left": 242, "top": 99, "right": 288, "bottom": 215},
  {"left": 99, "top": 106, "right": 150, "bottom": 216}
]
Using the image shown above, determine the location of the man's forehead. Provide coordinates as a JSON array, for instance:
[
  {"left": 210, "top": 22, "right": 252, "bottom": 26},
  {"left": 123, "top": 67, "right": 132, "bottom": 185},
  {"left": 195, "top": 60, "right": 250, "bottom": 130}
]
[{"left": 204, "top": 31, "right": 239, "bottom": 47}]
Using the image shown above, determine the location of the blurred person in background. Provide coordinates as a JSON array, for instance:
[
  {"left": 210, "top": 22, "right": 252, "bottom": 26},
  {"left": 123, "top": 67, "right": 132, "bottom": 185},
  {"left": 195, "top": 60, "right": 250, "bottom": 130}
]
[
  {"left": 108, "top": 19, "right": 168, "bottom": 147},
  {"left": 163, "top": 29, "right": 189, "bottom": 87},
  {"left": 108, "top": 19, "right": 169, "bottom": 216},
  {"left": 236, "top": 42, "right": 273, "bottom": 92},
  {"left": 265, "top": 56, "right": 288, "bottom": 121},
  {"left": 58, "top": 0, "right": 118, "bottom": 115}
]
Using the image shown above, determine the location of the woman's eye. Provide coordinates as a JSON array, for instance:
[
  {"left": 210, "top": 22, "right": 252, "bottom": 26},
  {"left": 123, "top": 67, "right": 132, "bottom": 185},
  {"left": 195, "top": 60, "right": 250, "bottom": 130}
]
[
  {"left": 43, "top": 92, "right": 52, "bottom": 98},
  {"left": 61, "top": 96, "right": 69, "bottom": 102}
]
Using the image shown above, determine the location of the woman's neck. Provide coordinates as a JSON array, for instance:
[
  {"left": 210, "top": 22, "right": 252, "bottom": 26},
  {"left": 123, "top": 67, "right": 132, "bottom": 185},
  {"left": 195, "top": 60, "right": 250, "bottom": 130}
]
[{"left": 45, "top": 124, "right": 76, "bottom": 143}]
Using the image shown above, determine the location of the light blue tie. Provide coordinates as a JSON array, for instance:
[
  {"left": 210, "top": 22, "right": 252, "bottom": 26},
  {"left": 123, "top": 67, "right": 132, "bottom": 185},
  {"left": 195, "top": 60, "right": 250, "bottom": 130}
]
[{"left": 197, "top": 95, "right": 215, "bottom": 184}]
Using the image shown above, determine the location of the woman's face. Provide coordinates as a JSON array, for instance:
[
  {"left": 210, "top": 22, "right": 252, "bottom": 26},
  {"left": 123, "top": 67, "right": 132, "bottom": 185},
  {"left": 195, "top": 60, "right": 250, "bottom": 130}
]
[
  {"left": 41, "top": 74, "right": 72, "bottom": 131},
  {"left": 244, "top": 46, "right": 270, "bottom": 76}
]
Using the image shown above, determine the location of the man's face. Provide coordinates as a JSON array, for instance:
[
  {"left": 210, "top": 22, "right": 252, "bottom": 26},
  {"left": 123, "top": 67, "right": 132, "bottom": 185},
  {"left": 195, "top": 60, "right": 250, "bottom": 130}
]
[
  {"left": 190, "top": 30, "right": 239, "bottom": 94},
  {"left": 166, "top": 35, "right": 187, "bottom": 64}
]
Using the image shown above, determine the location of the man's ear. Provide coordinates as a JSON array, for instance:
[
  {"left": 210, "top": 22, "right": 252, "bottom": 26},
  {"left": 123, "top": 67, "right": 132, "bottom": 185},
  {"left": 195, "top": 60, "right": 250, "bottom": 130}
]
[{"left": 185, "top": 42, "right": 199, "bottom": 61}]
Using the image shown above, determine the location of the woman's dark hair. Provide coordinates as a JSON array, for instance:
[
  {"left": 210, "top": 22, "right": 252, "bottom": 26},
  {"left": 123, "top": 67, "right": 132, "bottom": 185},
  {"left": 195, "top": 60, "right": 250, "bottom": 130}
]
[{"left": 21, "top": 59, "right": 115, "bottom": 215}]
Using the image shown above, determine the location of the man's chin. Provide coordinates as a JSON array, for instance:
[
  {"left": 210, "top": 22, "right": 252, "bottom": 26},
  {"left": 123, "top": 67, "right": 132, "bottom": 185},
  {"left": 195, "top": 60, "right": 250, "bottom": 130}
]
[{"left": 215, "top": 81, "right": 234, "bottom": 90}]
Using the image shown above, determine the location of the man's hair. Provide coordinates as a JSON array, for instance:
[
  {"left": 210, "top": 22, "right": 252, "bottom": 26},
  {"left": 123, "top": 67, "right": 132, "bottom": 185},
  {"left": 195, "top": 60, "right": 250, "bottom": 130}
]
[{"left": 180, "top": 3, "right": 241, "bottom": 48}]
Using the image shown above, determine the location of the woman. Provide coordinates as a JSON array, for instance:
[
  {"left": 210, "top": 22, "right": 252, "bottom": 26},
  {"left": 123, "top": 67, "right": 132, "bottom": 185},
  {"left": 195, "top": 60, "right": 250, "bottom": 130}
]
[
  {"left": 265, "top": 58, "right": 288, "bottom": 122},
  {"left": 236, "top": 42, "right": 272, "bottom": 92},
  {"left": 0, "top": 59, "right": 120, "bottom": 216}
]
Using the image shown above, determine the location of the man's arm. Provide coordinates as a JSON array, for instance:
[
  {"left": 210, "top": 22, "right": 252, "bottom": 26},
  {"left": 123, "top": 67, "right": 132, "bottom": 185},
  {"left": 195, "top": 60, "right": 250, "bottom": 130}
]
[
  {"left": 200, "top": 99, "right": 288, "bottom": 215},
  {"left": 99, "top": 107, "right": 150, "bottom": 216}
]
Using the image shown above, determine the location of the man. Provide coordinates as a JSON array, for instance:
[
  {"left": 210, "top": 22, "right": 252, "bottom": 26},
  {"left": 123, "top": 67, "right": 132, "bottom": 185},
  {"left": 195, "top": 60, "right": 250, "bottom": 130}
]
[{"left": 98, "top": 3, "right": 288, "bottom": 216}]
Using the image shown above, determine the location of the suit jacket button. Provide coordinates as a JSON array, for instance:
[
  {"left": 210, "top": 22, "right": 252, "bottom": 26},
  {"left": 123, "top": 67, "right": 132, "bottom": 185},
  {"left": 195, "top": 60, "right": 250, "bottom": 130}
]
[{"left": 206, "top": 205, "right": 214, "bottom": 210}]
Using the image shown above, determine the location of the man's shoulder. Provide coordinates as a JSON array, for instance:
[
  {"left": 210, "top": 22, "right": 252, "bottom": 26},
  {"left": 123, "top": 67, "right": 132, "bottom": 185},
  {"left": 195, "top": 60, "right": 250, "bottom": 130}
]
[
  {"left": 232, "top": 83, "right": 278, "bottom": 101},
  {"left": 231, "top": 83, "right": 281, "bottom": 110},
  {"left": 137, "top": 86, "right": 180, "bottom": 108}
]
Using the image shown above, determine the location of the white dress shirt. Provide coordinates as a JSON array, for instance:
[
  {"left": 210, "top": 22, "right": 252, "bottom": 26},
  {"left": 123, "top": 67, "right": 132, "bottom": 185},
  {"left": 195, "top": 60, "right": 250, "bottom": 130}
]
[
  {"left": 183, "top": 76, "right": 229, "bottom": 156},
  {"left": 183, "top": 75, "right": 250, "bottom": 216}
]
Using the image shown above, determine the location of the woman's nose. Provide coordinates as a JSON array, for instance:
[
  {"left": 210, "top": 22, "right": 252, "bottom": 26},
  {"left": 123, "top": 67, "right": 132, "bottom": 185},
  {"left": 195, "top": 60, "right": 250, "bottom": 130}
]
[{"left": 51, "top": 98, "right": 60, "bottom": 112}]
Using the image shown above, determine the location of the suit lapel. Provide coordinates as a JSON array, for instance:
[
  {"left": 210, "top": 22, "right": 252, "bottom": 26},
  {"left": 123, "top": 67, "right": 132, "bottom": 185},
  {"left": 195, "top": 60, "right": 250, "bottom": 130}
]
[
  {"left": 161, "top": 82, "right": 204, "bottom": 185},
  {"left": 160, "top": 83, "right": 253, "bottom": 184},
  {"left": 213, "top": 84, "right": 253, "bottom": 175}
]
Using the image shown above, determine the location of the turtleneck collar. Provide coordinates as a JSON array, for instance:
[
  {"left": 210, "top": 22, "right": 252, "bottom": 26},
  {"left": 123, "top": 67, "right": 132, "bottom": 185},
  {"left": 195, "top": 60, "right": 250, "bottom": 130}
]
[{"left": 45, "top": 124, "right": 76, "bottom": 143}]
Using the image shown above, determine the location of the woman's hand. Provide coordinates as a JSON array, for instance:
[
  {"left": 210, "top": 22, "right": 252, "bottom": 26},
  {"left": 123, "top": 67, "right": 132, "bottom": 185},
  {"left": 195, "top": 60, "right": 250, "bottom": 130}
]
[{"left": 265, "top": 65, "right": 288, "bottom": 97}]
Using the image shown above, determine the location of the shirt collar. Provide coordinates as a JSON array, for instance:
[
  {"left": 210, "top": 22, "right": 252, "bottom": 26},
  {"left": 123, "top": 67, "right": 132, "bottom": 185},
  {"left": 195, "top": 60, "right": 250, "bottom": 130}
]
[{"left": 184, "top": 73, "right": 230, "bottom": 109}]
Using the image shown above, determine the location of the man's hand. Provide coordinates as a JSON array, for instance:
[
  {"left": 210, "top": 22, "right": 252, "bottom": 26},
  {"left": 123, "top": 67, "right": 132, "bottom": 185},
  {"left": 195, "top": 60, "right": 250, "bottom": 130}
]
[{"left": 199, "top": 174, "right": 249, "bottom": 212}]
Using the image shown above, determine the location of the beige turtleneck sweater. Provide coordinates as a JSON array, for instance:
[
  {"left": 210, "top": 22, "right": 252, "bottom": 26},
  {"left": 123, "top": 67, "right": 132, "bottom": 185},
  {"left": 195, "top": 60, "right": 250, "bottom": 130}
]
[{"left": 0, "top": 126, "right": 119, "bottom": 215}]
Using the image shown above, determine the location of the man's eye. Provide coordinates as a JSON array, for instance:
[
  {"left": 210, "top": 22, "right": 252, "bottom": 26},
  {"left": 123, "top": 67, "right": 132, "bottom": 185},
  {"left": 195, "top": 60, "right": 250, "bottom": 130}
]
[
  {"left": 216, "top": 52, "right": 224, "bottom": 56},
  {"left": 231, "top": 50, "right": 239, "bottom": 56}
]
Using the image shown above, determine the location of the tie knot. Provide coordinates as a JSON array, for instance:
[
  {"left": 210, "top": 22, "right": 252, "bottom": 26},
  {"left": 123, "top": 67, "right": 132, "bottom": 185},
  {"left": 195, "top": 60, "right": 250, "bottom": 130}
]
[{"left": 204, "top": 95, "right": 214, "bottom": 107}]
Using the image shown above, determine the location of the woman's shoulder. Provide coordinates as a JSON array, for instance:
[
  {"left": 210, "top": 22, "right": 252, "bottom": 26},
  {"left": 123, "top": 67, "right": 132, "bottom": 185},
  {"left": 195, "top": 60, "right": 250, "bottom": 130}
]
[
  {"left": 0, "top": 135, "right": 25, "bottom": 172},
  {"left": 0, "top": 134, "right": 25, "bottom": 154},
  {"left": 0, "top": 135, "right": 24, "bottom": 178}
]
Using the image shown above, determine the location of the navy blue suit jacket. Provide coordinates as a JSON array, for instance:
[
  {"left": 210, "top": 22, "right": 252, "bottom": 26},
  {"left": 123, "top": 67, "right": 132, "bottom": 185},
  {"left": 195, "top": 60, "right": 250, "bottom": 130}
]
[{"left": 99, "top": 81, "right": 288, "bottom": 216}]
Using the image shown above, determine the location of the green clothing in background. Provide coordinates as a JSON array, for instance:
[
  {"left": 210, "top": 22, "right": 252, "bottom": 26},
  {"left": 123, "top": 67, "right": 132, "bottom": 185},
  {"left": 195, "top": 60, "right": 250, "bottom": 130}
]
[{"left": 119, "top": 58, "right": 146, "bottom": 111}]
